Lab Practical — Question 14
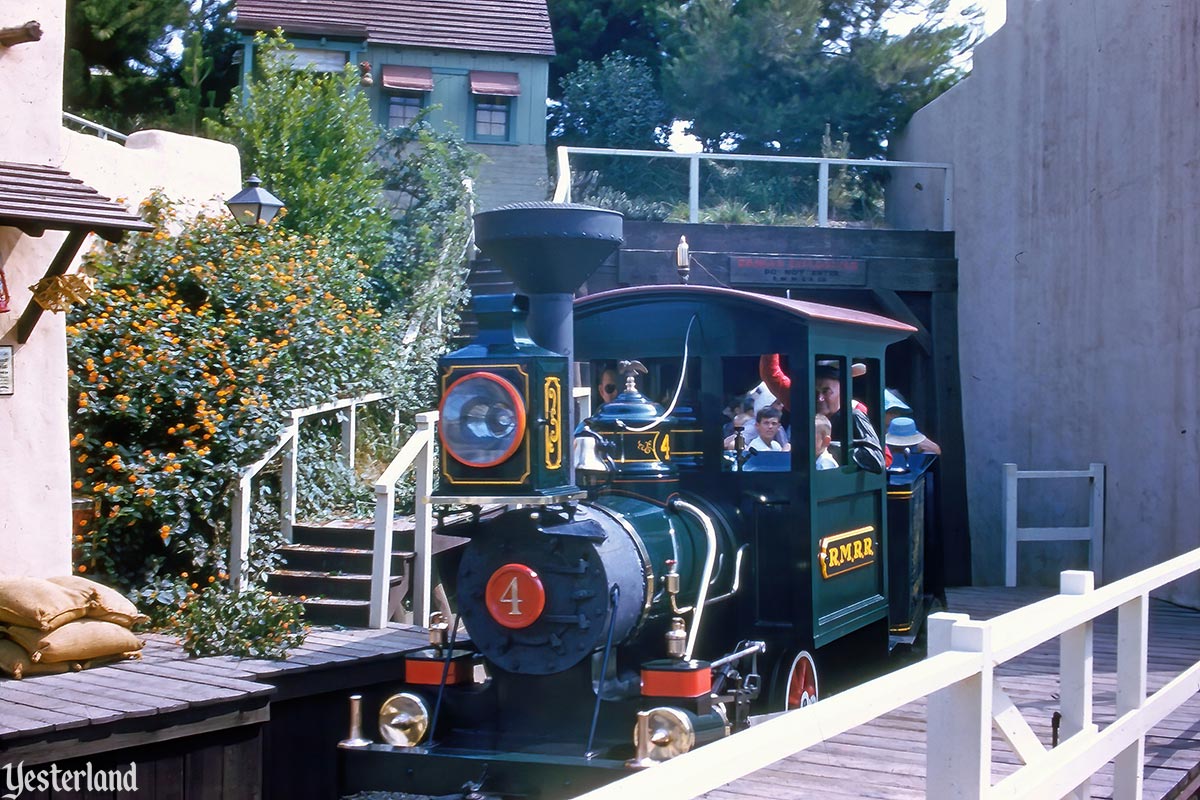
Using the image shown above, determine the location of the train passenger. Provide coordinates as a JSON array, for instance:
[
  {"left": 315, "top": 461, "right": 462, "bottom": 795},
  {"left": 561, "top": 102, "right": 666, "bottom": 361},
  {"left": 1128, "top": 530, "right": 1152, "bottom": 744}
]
[
  {"left": 597, "top": 365, "right": 619, "bottom": 405},
  {"left": 744, "top": 406, "right": 790, "bottom": 452},
  {"left": 885, "top": 388, "right": 941, "bottom": 456},
  {"left": 885, "top": 417, "right": 930, "bottom": 467},
  {"left": 815, "top": 413, "right": 838, "bottom": 470},
  {"left": 758, "top": 355, "right": 885, "bottom": 473}
]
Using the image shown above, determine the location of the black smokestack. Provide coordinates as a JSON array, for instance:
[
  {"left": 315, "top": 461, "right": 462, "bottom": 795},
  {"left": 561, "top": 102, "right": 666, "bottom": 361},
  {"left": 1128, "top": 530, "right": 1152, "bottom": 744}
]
[{"left": 473, "top": 202, "right": 623, "bottom": 359}]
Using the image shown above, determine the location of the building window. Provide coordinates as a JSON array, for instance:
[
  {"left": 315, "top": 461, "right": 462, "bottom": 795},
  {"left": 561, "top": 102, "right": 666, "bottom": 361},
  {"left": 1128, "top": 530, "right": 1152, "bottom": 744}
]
[
  {"left": 388, "top": 94, "right": 423, "bottom": 128},
  {"left": 474, "top": 95, "right": 510, "bottom": 140},
  {"left": 285, "top": 47, "right": 348, "bottom": 73},
  {"left": 468, "top": 71, "right": 520, "bottom": 142}
]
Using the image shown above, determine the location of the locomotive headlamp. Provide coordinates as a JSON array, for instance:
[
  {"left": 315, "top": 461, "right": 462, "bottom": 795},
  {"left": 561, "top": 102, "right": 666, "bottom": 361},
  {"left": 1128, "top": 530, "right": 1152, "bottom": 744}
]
[
  {"left": 439, "top": 372, "right": 526, "bottom": 467},
  {"left": 378, "top": 692, "right": 430, "bottom": 747},
  {"left": 632, "top": 707, "right": 695, "bottom": 762}
]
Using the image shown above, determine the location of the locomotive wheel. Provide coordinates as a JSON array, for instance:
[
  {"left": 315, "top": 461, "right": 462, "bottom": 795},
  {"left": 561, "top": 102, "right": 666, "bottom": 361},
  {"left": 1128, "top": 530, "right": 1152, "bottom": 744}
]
[{"left": 782, "top": 650, "right": 820, "bottom": 709}]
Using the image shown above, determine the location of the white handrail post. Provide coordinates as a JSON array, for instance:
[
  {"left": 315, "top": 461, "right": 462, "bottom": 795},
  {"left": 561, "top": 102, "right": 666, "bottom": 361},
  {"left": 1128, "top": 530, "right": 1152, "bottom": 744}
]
[
  {"left": 1004, "top": 463, "right": 1018, "bottom": 586},
  {"left": 369, "top": 480, "right": 396, "bottom": 629},
  {"left": 688, "top": 154, "right": 700, "bottom": 223},
  {"left": 230, "top": 476, "right": 252, "bottom": 591},
  {"left": 942, "top": 163, "right": 954, "bottom": 231},
  {"left": 817, "top": 161, "right": 830, "bottom": 228},
  {"left": 1113, "top": 592, "right": 1149, "bottom": 800},
  {"left": 926, "top": 612, "right": 992, "bottom": 800},
  {"left": 1088, "top": 463, "right": 1105, "bottom": 583},
  {"left": 1059, "top": 569, "right": 1096, "bottom": 800},
  {"left": 413, "top": 411, "right": 438, "bottom": 628},
  {"left": 553, "top": 146, "right": 572, "bottom": 203},
  {"left": 280, "top": 423, "right": 298, "bottom": 542},
  {"left": 341, "top": 404, "right": 358, "bottom": 470}
]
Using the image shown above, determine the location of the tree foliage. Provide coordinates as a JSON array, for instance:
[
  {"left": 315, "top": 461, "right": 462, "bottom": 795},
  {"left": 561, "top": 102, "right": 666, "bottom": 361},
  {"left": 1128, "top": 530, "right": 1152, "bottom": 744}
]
[
  {"left": 659, "top": 0, "right": 980, "bottom": 158},
  {"left": 546, "top": 0, "right": 666, "bottom": 95},
  {"left": 65, "top": 0, "right": 240, "bottom": 134},
  {"left": 208, "top": 34, "right": 392, "bottom": 264}
]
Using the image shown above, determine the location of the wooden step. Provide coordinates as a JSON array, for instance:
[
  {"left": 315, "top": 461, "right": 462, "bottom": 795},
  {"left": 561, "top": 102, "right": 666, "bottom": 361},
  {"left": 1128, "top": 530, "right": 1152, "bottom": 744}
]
[
  {"left": 299, "top": 596, "right": 404, "bottom": 627},
  {"left": 268, "top": 569, "right": 406, "bottom": 601},
  {"left": 278, "top": 543, "right": 411, "bottom": 575},
  {"left": 290, "top": 524, "right": 469, "bottom": 554}
]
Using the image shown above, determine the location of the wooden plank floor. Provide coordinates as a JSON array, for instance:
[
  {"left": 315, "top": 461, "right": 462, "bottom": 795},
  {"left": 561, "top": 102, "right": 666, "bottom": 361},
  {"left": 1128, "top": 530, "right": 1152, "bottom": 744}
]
[
  {"left": 0, "top": 623, "right": 428, "bottom": 755},
  {"left": 702, "top": 587, "right": 1200, "bottom": 800}
]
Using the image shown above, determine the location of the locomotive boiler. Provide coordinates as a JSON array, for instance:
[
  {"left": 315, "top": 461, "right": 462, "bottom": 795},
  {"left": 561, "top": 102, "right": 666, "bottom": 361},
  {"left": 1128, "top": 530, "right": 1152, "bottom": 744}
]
[{"left": 338, "top": 203, "right": 922, "bottom": 799}]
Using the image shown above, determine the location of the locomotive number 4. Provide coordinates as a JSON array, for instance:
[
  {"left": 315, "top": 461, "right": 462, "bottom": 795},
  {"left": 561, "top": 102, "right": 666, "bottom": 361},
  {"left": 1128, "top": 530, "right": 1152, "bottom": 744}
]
[
  {"left": 485, "top": 563, "right": 547, "bottom": 629},
  {"left": 499, "top": 577, "right": 523, "bottom": 615}
]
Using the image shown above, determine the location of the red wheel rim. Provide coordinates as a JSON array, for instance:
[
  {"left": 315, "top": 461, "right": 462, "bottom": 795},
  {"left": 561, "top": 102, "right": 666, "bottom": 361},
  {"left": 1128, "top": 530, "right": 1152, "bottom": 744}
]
[{"left": 785, "top": 651, "right": 819, "bottom": 709}]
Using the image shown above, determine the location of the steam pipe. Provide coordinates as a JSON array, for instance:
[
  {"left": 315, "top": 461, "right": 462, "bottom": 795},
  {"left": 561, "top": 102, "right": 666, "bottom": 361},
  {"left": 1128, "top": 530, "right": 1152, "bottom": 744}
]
[{"left": 668, "top": 498, "right": 717, "bottom": 661}]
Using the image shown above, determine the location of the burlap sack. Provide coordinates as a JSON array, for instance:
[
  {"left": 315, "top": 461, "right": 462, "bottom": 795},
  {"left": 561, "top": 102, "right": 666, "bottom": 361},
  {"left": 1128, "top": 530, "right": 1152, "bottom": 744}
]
[
  {"left": 4, "top": 619, "right": 144, "bottom": 664},
  {"left": 0, "top": 638, "right": 71, "bottom": 679},
  {"left": 48, "top": 576, "right": 150, "bottom": 628},
  {"left": 0, "top": 576, "right": 91, "bottom": 631}
]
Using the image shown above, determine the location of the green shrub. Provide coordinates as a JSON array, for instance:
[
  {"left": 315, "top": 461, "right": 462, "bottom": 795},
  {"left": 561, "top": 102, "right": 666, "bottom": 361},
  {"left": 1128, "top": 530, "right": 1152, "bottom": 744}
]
[
  {"left": 67, "top": 196, "right": 417, "bottom": 591},
  {"left": 172, "top": 583, "right": 307, "bottom": 658}
]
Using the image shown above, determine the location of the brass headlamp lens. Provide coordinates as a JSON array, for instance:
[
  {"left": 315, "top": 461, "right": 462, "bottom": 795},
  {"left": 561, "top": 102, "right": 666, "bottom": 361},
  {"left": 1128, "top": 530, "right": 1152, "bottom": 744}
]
[{"left": 378, "top": 692, "right": 430, "bottom": 747}]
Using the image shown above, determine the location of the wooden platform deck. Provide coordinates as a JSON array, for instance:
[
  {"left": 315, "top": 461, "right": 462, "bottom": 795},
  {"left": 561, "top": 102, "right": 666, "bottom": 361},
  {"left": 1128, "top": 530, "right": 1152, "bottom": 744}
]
[
  {"left": 0, "top": 623, "right": 427, "bottom": 791},
  {"left": 702, "top": 587, "right": 1200, "bottom": 800}
]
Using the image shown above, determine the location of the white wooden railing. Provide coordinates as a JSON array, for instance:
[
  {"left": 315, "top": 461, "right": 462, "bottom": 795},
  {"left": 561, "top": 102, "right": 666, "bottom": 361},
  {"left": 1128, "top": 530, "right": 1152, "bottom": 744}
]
[
  {"left": 62, "top": 111, "right": 128, "bottom": 143},
  {"left": 552, "top": 145, "right": 955, "bottom": 230},
  {"left": 1005, "top": 463, "right": 1106, "bottom": 587},
  {"left": 369, "top": 410, "right": 437, "bottom": 629},
  {"left": 229, "top": 392, "right": 391, "bottom": 589},
  {"left": 573, "top": 547, "right": 1200, "bottom": 800}
]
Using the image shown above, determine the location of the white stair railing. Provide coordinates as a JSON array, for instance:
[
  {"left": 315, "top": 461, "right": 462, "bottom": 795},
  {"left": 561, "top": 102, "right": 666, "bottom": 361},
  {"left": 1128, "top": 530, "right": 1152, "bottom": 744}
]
[
  {"left": 552, "top": 145, "right": 954, "bottom": 230},
  {"left": 229, "top": 391, "right": 390, "bottom": 589},
  {"left": 369, "top": 410, "right": 437, "bottom": 629},
  {"left": 571, "top": 546, "right": 1200, "bottom": 800}
]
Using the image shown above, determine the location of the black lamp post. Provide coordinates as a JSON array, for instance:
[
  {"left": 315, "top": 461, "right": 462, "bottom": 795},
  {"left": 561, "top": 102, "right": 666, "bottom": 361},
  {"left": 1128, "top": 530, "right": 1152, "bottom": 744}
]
[{"left": 225, "top": 175, "right": 285, "bottom": 227}]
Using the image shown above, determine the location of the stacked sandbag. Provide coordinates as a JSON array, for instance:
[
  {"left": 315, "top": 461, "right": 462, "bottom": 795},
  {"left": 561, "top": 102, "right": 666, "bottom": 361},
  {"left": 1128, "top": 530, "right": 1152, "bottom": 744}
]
[{"left": 0, "top": 575, "right": 145, "bottom": 680}]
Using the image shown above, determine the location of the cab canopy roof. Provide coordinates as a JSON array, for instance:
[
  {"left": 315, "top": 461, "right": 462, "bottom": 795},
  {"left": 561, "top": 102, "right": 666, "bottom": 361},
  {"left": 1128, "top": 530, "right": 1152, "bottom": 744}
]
[{"left": 574, "top": 285, "right": 915, "bottom": 361}]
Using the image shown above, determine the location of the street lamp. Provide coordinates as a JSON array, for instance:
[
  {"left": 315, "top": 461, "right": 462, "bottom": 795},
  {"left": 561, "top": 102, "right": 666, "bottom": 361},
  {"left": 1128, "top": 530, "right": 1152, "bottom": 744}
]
[{"left": 225, "top": 175, "right": 285, "bottom": 227}]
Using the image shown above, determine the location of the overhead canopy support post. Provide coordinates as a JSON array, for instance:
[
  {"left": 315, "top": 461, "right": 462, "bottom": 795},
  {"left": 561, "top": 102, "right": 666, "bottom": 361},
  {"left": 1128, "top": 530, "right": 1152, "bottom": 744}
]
[{"left": 15, "top": 229, "right": 88, "bottom": 344}]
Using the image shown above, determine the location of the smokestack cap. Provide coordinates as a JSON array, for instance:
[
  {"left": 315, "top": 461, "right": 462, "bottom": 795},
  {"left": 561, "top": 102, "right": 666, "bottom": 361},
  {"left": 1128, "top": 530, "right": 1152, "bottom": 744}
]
[{"left": 474, "top": 202, "right": 623, "bottom": 296}]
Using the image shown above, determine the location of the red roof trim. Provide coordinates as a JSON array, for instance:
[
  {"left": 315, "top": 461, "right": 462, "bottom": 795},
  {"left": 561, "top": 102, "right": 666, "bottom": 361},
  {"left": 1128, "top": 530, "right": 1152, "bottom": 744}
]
[
  {"left": 381, "top": 65, "right": 434, "bottom": 92},
  {"left": 576, "top": 284, "right": 918, "bottom": 334},
  {"left": 469, "top": 70, "right": 520, "bottom": 96}
]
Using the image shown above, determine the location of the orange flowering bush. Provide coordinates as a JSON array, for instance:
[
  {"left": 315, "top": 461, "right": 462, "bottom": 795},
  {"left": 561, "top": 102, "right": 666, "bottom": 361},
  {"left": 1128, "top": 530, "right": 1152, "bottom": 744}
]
[{"left": 66, "top": 195, "right": 445, "bottom": 609}]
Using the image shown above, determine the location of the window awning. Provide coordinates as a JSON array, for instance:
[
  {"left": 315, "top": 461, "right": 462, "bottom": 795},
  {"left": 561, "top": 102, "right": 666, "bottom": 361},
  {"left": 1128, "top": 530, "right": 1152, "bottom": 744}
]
[
  {"left": 469, "top": 70, "right": 520, "bottom": 97},
  {"left": 381, "top": 65, "right": 434, "bottom": 92}
]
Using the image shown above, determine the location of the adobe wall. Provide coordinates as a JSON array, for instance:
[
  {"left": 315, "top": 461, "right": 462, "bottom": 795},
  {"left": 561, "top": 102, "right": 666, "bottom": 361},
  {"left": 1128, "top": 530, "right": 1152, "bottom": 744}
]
[
  {"left": 890, "top": 0, "right": 1200, "bottom": 606},
  {"left": 0, "top": 0, "right": 240, "bottom": 577}
]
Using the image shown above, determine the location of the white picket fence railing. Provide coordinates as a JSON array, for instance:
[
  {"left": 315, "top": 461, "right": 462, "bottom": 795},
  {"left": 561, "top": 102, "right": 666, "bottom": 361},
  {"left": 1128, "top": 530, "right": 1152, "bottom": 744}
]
[
  {"left": 229, "top": 392, "right": 391, "bottom": 589},
  {"left": 572, "top": 547, "right": 1200, "bottom": 800},
  {"left": 1005, "top": 463, "right": 1106, "bottom": 587},
  {"left": 551, "top": 145, "right": 954, "bottom": 229}
]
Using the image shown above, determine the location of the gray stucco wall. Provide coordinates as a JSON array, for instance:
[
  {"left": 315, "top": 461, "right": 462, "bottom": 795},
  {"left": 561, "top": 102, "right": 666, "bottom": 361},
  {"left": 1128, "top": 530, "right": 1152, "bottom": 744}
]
[{"left": 890, "top": 0, "right": 1200, "bottom": 606}]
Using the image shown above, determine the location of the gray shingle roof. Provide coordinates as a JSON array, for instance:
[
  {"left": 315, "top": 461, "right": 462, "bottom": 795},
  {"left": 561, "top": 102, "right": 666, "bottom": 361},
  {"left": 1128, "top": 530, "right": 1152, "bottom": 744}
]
[{"left": 234, "top": 0, "right": 555, "bottom": 57}]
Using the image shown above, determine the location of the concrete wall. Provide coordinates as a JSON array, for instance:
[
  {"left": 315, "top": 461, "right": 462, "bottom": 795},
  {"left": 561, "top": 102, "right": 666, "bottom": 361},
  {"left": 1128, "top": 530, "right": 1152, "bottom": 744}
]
[
  {"left": 0, "top": 0, "right": 240, "bottom": 577},
  {"left": 890, "top": 0, "right": 1200, "bottom": 606},
  {"left": 473, "top": 144, "right": 550, "bottom": 212}
]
